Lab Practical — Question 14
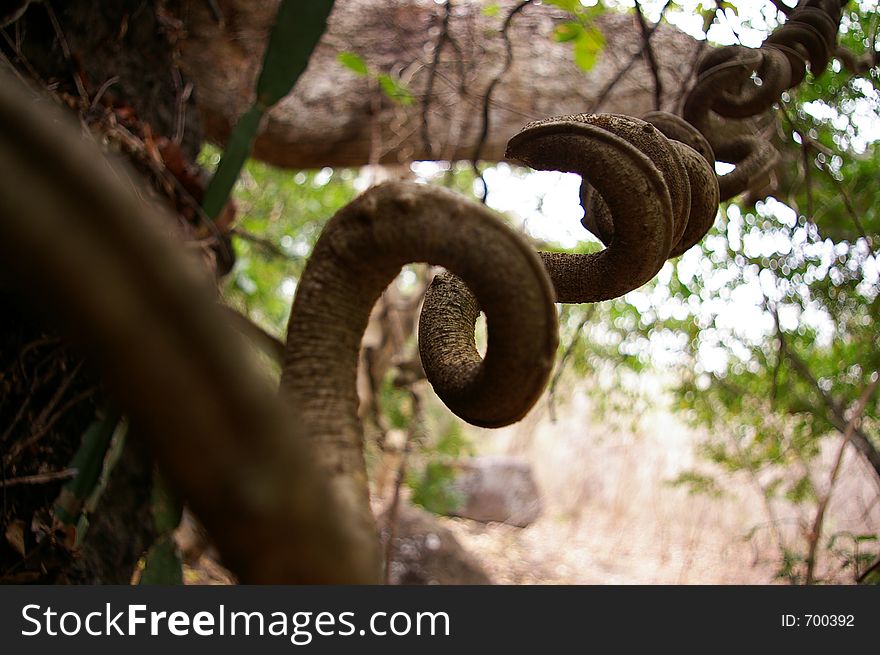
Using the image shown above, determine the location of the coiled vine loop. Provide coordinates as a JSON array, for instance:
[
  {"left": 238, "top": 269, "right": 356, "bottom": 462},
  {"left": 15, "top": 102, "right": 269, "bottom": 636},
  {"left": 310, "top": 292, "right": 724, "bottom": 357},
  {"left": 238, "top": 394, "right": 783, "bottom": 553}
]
[
  {"left": 683, "top": 0, "right": 848, "bottom": 200},
  {"left": 0, "top": 74, "right": 559, "bottom": 582},
  {"left": 505, "top": 113, "right": 717, "bottom": 302},
  {"left": 11, "top": 0, "right": 845, "bottom": 581},
  {"left": 417, "top": 114, "right": 719, "bottom": 419},
  {"left": 281, "top": 182, "right": 559, "bottom": 568}
]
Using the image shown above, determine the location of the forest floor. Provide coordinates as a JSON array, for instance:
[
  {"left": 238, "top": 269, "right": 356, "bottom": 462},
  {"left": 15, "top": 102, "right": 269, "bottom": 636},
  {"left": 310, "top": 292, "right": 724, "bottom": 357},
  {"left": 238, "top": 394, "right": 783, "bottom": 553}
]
[
  {"left": 184, "top": 381, "right": 879, "bottom": 585},
  {"left": 438, "top": 383, "right": 879, "bottom": 585}
]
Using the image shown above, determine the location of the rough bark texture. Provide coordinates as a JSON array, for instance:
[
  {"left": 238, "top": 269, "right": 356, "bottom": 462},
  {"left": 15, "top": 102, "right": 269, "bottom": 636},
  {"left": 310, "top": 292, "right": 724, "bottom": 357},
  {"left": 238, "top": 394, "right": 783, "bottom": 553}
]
[
  {"left": 0, "top": 75, "right": 377, "bottom": 583},
  {"left": 279, "top": 181, "right": 559, "bottom": 579},
  {"left": 0, "top": 0, "right": 204, "bottom": 583},
  {"left": 5, "top": 0, "right": 203, "bottom": 160},
  {"left": 175, "top": 0, "right": 703, "bottom": 168}
]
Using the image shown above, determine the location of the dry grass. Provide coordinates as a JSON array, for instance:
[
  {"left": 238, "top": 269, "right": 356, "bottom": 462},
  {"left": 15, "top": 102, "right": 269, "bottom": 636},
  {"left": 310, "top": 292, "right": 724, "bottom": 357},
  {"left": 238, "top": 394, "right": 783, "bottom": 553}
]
[
  {"left": 183, "top": 378, "right": 879, "bottom": 585},
  {"left": 439, "top": 383, "right": 880, "bottom": 584}
]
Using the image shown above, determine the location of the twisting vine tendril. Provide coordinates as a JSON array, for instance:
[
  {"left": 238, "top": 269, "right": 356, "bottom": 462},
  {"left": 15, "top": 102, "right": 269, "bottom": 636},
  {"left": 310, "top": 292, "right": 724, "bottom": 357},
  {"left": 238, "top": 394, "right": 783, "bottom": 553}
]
[
  {"left": 2, "top": 0, "right": 848, "bottom": 583},
  {"left": 683, "top": 0, "right": 850, "bottom": 201}
]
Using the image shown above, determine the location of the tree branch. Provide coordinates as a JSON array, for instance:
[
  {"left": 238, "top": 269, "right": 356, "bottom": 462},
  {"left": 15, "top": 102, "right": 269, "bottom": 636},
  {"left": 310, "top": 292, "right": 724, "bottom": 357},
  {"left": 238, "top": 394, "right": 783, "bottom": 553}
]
[
  {"left": 472, "top": 0, "right": 532, "bottom": 202},
  {"left": 634, "top": 0, "right": 663, "bottom": 111},
  {"left": 773, "top": 310, "right": 880, "bottom": 481},
  {"left": 590, "top": 0, "right": 672, "bottom": 112},
  {"left": 804, "top": 375, "right": 879, "bottom": 584}
]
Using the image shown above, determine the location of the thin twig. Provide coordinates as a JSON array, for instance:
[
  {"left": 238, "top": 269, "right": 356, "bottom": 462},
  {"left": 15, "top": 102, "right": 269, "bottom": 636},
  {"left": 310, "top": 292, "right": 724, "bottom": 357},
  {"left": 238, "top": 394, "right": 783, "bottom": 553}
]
[
  {"left": 0, "top": 468, "right": 77, "bottom": 488},
  {"left": 590, "top": 0, "right": 672, "bottom": 112},
  {"left": 89, "top": 76, "right": 119, "bottom": 110},
  {"left": 804, "top": 375, "right": 878, "bottom": 584},
  {"left": 547, "top": 306, "right": 595, "bottom": 422},
  {"left": 772, "top": 308, "right": 880, "bottom": 481},
  {"left": 781, "top": 106, "right": 872, "bottom": 247},
  {"left": 420, "top": 0, "right": 453, "bottom": 158},
  {"left": 4, "top": 362, "right": 86, "bottom": 466},
  {"left": 472, "top": 0, "right": 532, "bottom": 203},
  {"left": 801, "top": 140, "right": 814, "bottom": 219},
  {"left": 230, "top": 227, "right": 297, "bottom": 261},
  {"left": 0, "top": 26, "right": 45, "bottom": 84},
  {"left": 815, "top": 160, "right": 870, "bottom": 244},
  {"left": 383, "top": 388, "right": 423, "bottom": 584},
  {"left": 634, "top": 0, "right": 663, "bottom": 111},
  {"left": 44, "top": 3, "right": 88, "bottom": 101}
]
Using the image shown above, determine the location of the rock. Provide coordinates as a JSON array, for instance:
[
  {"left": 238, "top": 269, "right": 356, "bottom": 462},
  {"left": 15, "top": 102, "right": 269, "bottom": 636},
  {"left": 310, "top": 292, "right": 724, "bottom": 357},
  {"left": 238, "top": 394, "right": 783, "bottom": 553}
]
[
  {"left": 381, "top": 504, "right": 491, "bottom": 585},
  {"left": 449, "top": 456, "right": 542, "bottom": 527}
]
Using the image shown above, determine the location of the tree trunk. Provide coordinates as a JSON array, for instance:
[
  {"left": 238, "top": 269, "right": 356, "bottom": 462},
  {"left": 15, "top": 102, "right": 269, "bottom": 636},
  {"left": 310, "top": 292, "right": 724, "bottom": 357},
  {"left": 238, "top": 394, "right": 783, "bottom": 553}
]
[{"left": 176, "top": 0, "right": 703, "bottom": 169}]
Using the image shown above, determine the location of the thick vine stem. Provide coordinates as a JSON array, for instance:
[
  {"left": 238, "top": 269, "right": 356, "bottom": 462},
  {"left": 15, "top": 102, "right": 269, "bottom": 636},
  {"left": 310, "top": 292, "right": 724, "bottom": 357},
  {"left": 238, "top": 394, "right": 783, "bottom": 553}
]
[
  {"left": 509, "top": 114, "right": 671, "bottom": 302},
  {"left": 683, "top": 0, "right": 849, "bottom": 200},
  {"left": 577, "top": 113, "right": 719, "bottom": 258},
  {"left": 640, "top": 112, "right": 720, "bottom": 258},
  {"left": 0, "top": 73, "right": 373, "bottom": 584},
  {"left": 280, "top": 182, "right": 559, "bottom": 560},
  {"left": 505, "top": 113, "right": 717, "bottom": 302}
]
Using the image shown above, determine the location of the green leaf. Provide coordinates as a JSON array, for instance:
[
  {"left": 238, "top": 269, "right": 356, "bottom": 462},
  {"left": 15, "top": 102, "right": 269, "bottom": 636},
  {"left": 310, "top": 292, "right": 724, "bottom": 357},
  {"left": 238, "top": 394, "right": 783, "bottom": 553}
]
[
  {"left": 139, "top": 537, "right": 183, "bottom": 585},
  {"left": 337, "top": 51, "right": 369, "bottom": 76},
  {"left": 377, "top": 73, "right": 414, "bottom": 106},
  {"left": 256, "top": 0, "right": 336, "bottom": 108},
  {"left": 545, "top": 0, "right": 581, "bottom": 13},
  {"left": 201, "top": 105, "right": 264, "bottom": 220},
  {"left": 482, "top": 3, "right": 500, "bottom": 17},
  {"left": 202, "top": 1, "right": 335, "bottom": 221},
  {"left": 573, "top": 26, "right": 605, "bottom": 71},
  {"left": 151, "top": 471, "right": 183, "bottom": 534},
  {"left": 53, "top": 410, "right": 122, "bottom": 527},
  {"left": 701, "top": 8, "right": 716, "bottom": 33},
  {"left": 553, "top": 21, "right": 583, "bottom": 42}
]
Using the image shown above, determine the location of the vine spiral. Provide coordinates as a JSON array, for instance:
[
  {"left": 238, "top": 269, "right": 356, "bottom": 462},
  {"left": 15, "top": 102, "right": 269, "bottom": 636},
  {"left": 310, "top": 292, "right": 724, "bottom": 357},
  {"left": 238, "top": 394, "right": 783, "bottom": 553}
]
[
  {"left": 683, "top": 0, "right": 849, "bottom": 200},
  {"left": 2, "top": 0, "right": 848, "bottom": 582}
]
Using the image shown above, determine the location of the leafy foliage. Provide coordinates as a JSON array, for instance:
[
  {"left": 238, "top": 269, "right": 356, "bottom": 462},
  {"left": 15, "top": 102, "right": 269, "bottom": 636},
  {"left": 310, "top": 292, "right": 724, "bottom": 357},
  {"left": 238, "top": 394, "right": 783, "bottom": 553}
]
[
  {"left": 336, "top": 51, "right": 415, "bottom": 105},
  {"left": 546, "top": 0, "right": 606, "bottom": 71},
  {"left": 408, "top": 423, "right": 473, "bottom": 515},
  {"left": 542, "top": 1, "right": 880, "bottom": 583},
  {"left": 199, "top": 146, "right": 360, "bottom": 336}
]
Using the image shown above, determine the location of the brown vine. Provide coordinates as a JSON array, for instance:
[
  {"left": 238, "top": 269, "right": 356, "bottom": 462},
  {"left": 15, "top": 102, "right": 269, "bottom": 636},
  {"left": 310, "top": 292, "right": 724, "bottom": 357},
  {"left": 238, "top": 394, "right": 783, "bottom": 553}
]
[
  {"left": 0, "top": 74, "right": 395, "bottom": 584},
  {"left": 279, "top": 181, "right": 559, "bottom": 577},
  {"left": 683, "top": 0, "right": 849, "bottom": 201},
  {"left": 0, "top": 72, "right": 558, "bottom": 582},
  {"left": 9, "top": 0, "right": 848, "bottom": 583},
  {"left": 421, "top": 112, "right": 719, "bottom": 311}
]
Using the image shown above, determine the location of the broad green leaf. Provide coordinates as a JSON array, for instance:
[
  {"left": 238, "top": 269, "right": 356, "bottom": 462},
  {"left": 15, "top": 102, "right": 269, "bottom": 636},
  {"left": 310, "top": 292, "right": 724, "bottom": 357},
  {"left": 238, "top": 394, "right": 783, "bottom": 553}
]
[
  {"left": 201, "top": 105, "right": 264, "bottom": 220},
  {"left": 256, "top": 0, "right": 336, "bottom": 107},
  {"left": 139, "top": 537, "right": 183, "bottom": 585},
  {"left": 53, "top": 410, "right": 121, "bottom": 528},
  {"left": 545, "top": 0, "right": 581, "bottom": 13},
  {"left": 202, "top": 1, "right": 335, "bottom": 221},
  {"left": 337, "top": 51, "right": 369, "bottom": 76},
  {"left": 378, "top": 73, "right": 414, "bottom": 106},
  {"left": 573, "top": 27, "right": 605, "bottom": 71},
  {"left": 554, "top": 21, "right": 583, "bottom": 42}
]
